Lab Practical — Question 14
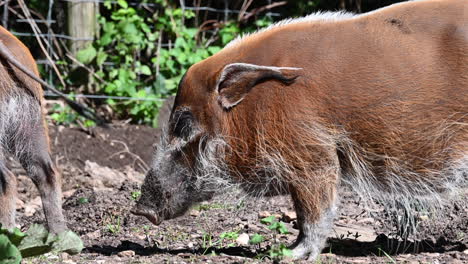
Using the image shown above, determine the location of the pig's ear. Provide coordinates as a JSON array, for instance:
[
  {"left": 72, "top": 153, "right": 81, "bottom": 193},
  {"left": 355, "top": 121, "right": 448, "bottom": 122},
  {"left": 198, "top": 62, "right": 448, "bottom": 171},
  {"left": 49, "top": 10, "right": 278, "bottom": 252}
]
[{"left": 216, "top": 63, "right": 302, "bottom": 109}]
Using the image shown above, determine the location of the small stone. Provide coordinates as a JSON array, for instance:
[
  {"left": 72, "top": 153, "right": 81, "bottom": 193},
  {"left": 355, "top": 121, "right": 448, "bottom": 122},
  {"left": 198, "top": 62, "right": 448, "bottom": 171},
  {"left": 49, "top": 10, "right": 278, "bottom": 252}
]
[
  {"left": 59, "top": 252, "right": 69, "bottom": 260},
  {"left": 236, "top": 233, "right": 249, "bottom": 246},
  {"left": 282, "top": 211, "right": 297, "bottom": 222},
  {"left": 62, "top": 189, "right": 76, "bottom": 198},
  {"left": 187, "top": 242, "right": 194, "bottom": 248},
  {"left": 463, "top": 249, "right": 468, "bottom": 255},
  {"left": 189, "top": 210, "right": 200, "bottom": 217},
  {"left": 258, "top": 211, "right": 271, "bottom": 218},
  {"left": 16, "top": 198, "right": 24, "bottom": 209},
  {"left": 418, "top": 215, "right": 429, "bottom": 221},
  {"left": 190, "top": 234, "right": 201, "bottom": 239},
  {"left": 118, "top": 250, "right": 135, "bottom": 257},
  {"left": 85, "top": 230, "right": 101, "bottom": 240}
]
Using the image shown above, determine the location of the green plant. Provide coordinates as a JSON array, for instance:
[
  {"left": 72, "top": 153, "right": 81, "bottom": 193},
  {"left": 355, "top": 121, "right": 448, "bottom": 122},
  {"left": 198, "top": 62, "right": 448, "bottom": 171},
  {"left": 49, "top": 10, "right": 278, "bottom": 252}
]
[
  {"left": 249, "top": 233, "right": 264, "bottom": 245},
  {"left": 200, "top": 229, "right": 241, "bottom": 254},
  {"left": 50, "top": 103, "right": 96, "bottom": 127},
  {"left": 106, "top": 215, "right": 121, "bottom": 234},
  {"left": 267, "top": 243, "right": 293, "bottom": 259},
  {"left": 194, "top": 202, "right": 231, "bottom": 211},
  {"left": 219, "top": 231, "right": 239, "bottom": 247},
  {"left": 0, "top": 224, "right": 83, "bottom": 263},
  {"left": 259, "top": 216, "right": 293, "bottom": 260},
  {"left": 131, "top": 191, "right": 141, "bottom": 200},
  {"left": 74, "top": 0, "right": 224, "bottom": 127},
  {"left": 77, "top": 197, "right": 89, "bottom": 204},
  {"left": 378, "top": 248, "right": 396, "bottom": 264}
]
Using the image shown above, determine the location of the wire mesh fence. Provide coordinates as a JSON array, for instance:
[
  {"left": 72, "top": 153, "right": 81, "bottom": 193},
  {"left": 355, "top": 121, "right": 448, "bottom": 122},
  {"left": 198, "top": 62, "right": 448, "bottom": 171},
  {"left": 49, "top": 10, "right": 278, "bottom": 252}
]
[{"left": 1, "top": 0, "right": 284, "bottom": 101}]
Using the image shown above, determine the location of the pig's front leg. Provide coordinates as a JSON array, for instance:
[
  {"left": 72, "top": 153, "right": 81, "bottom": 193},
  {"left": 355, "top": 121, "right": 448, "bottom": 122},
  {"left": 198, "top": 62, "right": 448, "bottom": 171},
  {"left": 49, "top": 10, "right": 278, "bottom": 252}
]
[{"left": 289, "top": 177, "right": 338, "bottom": 260}]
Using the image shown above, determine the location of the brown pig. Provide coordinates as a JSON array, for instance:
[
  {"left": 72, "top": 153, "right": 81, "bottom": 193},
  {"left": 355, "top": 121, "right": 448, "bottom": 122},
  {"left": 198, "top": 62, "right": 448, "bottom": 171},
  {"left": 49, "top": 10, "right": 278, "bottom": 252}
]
[
  {"left": 0, "top": 26, "right": 66, "bottom": 233},
  {"left": 133, "top": 0, "right": 467, "bottom": 260}
]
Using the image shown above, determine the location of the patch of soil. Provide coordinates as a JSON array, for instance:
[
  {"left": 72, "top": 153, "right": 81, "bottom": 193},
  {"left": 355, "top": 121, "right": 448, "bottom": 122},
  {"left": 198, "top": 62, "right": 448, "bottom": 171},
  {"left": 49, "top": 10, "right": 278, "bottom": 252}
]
[{"left": 49, "top": 124, "right": 160, "bottom": 172}]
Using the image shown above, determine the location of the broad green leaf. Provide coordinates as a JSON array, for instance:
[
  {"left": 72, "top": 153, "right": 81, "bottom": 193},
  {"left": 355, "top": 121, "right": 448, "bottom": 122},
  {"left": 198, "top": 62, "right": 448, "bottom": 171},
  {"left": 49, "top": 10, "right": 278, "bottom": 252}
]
[
  {"left": 76, "top": 45, "right": 97, "bottom": 64},
  {"left": 249, "top": 234, "right": 264, "bottom": 245},
  {"left": 99, "top": 33, "right": 113, "bottom": 46},
  {"left": 139, "top": 65, "right": 152, "bottom": 76},
  {"left": 0, "top": 234, "right": 22, "bottom": 264},
  {"left": 260, "top": 215, "right": 276, "bottom": 224},
  {"left": 51, "top": 231, "right": 83, "bottom": 255},
  {"left": 117, "top": 0, "right": 128, "bottom": 9},
  {"left": 6, "top": 228, "right": 26, "bottom": 246},
  {"left": 96, "top": 51, "right": 108, "bottom": 66},
  {"left": 17, "top": 224, "right": 51, "bottom": 258}
]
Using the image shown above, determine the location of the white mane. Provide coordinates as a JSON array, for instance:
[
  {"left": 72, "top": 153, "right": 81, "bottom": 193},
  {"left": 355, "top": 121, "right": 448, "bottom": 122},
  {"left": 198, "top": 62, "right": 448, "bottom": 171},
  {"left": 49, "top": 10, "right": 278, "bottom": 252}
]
[{"left": 226, "top": 11, "right": 355, "bottom": 48}]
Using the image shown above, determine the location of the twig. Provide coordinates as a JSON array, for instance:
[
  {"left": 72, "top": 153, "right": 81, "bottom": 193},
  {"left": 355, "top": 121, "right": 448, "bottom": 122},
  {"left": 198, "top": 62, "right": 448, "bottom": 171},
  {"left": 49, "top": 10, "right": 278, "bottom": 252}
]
[
  {"left": 66, "top": 53, "right": 108, "bottom": 84},
  {"left": 17, "top": 0, "right": 66, "bottom": 86},
  {"left": 155, "top": 29, "right": 162, "bottom": 81},
  {"left": 240, "top": 1, "right": 287, "bottom": 22},
  {"left": 109, "top": 140, "right": 149, "bottom": 171},
  {"left": 238, "top": 0, "right": 253, "bottom": 22}
]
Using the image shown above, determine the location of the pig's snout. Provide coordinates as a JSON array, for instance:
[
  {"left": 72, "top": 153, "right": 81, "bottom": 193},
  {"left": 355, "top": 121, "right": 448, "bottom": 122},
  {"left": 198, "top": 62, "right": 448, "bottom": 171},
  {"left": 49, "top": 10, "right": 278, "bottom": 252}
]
[{"left": 131, "top": 204, "right": 161, "bottom": 225}]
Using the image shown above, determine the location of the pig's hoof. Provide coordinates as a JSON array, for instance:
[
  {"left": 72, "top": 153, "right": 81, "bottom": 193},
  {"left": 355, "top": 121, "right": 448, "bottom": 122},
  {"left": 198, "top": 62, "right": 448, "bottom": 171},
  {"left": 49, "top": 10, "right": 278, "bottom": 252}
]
[{"left": 290, "top": 243, "right": 319, "bottom": 260}]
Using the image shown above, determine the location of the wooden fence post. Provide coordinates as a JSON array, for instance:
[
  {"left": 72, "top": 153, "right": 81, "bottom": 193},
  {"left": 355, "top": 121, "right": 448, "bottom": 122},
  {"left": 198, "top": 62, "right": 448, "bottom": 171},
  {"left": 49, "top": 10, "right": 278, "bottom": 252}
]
[{"left": 67, "top": 0, "right": 98, "bottom": 56}]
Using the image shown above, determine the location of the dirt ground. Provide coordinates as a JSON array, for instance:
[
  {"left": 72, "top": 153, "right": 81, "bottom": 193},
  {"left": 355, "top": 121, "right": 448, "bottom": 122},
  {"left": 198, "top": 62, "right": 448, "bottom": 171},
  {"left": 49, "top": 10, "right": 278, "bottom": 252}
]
[{"left": 9, "top": 121, "right": 468, "bottom": 263}]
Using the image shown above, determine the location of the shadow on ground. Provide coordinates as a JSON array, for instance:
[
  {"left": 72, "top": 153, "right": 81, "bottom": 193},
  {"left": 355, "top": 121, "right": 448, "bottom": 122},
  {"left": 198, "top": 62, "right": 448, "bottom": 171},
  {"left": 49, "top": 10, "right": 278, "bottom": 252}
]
[{"left": 86, "top": 234, "right": 467, "bottom": 259}]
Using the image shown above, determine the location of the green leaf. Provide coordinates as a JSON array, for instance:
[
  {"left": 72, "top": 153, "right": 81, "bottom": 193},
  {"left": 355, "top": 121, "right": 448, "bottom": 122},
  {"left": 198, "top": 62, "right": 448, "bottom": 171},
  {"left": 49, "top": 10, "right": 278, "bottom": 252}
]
[
  {"left": 103, "top": 0, "right": 112, "bottom": 9},
  {"left": 268, "top": 222, "right": 289, "bottom": 234},
  {"left": 260, "top": 215, "right": 276, "bottom": 224},
  {"left": 17, "top": 224, "right": 51, "bottom": 258},
  {"left": 139, "top": 65, "right": 152, "bottom": 76},
  {"left": 96, "top": 51, "right": 108, "bottom": 66},
  {"left": 51, "top": 231, "right": 84, "bottom": 255},
  {"left": 0, "top": 234, "right": 22, "bottom": 264},
  {"left": 117, "top": 0, "right": 128, "bottom": 8},
  {"left": 76, "top": 45, "right": 97, "bottom": 64},
  {"left": 207, "top": 46, "right": 221, "bottom": 55},
  {"left": 5, "top": 228, "right": 26, "bottom": 246},
  {"left": 280, "top": 246, "right": 293, "bottom": 257},
  {"left": 249, "top": 234, "right": 264, "bottom": 245}
]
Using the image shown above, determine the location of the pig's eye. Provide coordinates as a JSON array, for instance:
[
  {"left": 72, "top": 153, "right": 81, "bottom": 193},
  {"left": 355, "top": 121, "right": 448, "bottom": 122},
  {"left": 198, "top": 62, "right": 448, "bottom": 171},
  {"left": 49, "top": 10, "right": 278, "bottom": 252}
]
[{"left": 171, "top": 110, "right": 194, "bottom": 140}]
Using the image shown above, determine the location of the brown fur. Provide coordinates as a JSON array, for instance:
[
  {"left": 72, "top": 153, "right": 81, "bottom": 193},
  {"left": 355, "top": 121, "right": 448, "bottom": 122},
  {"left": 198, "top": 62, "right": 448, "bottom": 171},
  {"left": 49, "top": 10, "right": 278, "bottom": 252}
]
[
  {"left": 177, "top": 0, "right": 466, "bottom": 217},
  {"left": 0, "top": 26, "right": 66, "bottom": 233}
]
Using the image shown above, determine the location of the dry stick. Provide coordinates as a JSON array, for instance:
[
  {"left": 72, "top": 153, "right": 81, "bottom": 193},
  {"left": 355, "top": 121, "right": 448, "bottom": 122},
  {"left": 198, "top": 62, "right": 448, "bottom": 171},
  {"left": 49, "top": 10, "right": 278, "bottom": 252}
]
[
  {"left": 240, "top": 1, "right": 287, "bottom": 22},
  {"left": 66, "top": 53, "right": 107, "bottom": 84},
  {"left": 17, "top": 0, "right": 65, "bottom": 86},
  {"left": 18, "top": 4, "right": 60, "bottom": 61},
  {"left": 15, "top": 0, "right": 106, "bottom": 125},
  {"left": 238, "top": 0, "right": 254, "bottom": 22},
  {"left": 155, "top": 29, "right": 162, "bottom": 81},
  {"left": 0, "top": 40, "right": 107, "bottom": 125},
  {"left": 109, "top": 140, "right": 149, "bottom": 171},
  {"left": 27, "top": 8, "right": 64, "bottom": 58}
]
